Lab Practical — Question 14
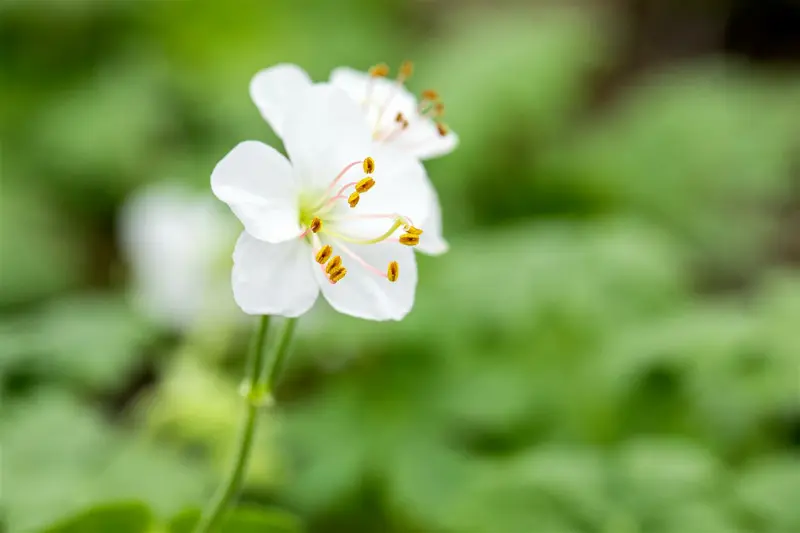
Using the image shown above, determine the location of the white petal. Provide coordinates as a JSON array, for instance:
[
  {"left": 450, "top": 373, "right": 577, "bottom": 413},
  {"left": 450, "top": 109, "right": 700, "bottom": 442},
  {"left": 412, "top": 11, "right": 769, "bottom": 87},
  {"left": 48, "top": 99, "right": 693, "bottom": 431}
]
[
  {"left": 414, "top": 181, "right": 448, "bottom": 255},
  {"left": 232, "top": 232, "right": 319, "bottom": 317},
  {"left": 329, "top": 67, "right": 373, "bottom": 102},
  {"left": 391, "top": 120, "right": 459, "bottom": 160},
  {"left": 250, "top": 64, "right": 313, "bottom": 138},
  {"left": 211, "top": 141, "right": 300, "bottom": 243},
  {"left": 316, "top": 241, "right": 416, "bottom": 321},
  {"left": 119, "top": 183, "right": 238, "bottom": 328},
  {"left": 282, "top": 84, "right": 372, "bottom": 191}
]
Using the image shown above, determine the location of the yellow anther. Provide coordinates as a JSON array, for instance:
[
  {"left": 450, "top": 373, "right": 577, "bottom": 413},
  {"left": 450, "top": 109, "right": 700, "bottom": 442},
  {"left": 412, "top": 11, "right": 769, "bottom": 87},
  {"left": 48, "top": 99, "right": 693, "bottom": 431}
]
[
  {"left": 309, "top": 217, "right": 322, "bottom": 233},
  {"left": 401, "top": 119, "right": 409, "bottom": 129},
  {"left": 369, "top": 63, "right": 389, "bottom": 77},
  {"left": 395, "top": 111, "right": 405, "bottom": 123},
  {"left": 421, "top": 89, "right": 439, "bottom": 101},
  {"left": 434, "top": 101, "right": 445, "bottom": 117},
  {"left": 387, "top": 261, "right": 399, "bottom": 282},
  {"left": 348, "top": 191, "right": 360, "bottom": 208},
  {"left": 363, "top": 156, "right": 375, "bottom": 174},
  {"left": 405, "top": 225, "right": 423, "bottom": 235},
  {"left": 398, "top": 60, "right": 414, "bottom": 80},
  {"left": 315, "top": 245, "right": 332, "bottom": 264},
  {"left": 329, "top": 266, "right": 347, "bottom": 283},
  {"left": 399, "top": 233, "right": 420, "bottom": 246},
  {"left": 325, "top": 255, "right": 342, "bottom": 274},
  {"left": 356, "top": 177, "right": 375, "bottom": 193},
  {"left": 436, "top": 122, "right": 449, "bottom": 137}
]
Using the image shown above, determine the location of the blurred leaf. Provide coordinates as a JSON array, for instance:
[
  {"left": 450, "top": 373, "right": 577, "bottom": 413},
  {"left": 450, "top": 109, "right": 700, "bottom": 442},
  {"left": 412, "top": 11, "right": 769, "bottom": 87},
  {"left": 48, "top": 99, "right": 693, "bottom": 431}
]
[
  {"left": 421, "top": 5, "right": 615, "bottom": 226},
  {"left": 539, "top": 62, "right": 800, "bottom": 272},
  {"left": 23, "top": 53, "right": 175, "bottom": 202},
  {"left": 135, "top": 356, "right": 284, "bottom": 490},
  {"left": 0, "top": 293, "right": 156, "bottom": 391},
  {"left": 37, "top": 501, "right": 151, "bottom": 533},
  {"left": 613, "top": 438, "right": 722, "bottom": 526},
  {"left": 734, "top": 455, "right": 800, "bottom": 531},
  {"left": 2, "top": 392, "right": 209, "bottom": 532},
  {"left": 168, "top": 506, "right": 303, "bottom": 533},
  {"left": 0, "top": 181, "right": 86, "bottom": 305}
]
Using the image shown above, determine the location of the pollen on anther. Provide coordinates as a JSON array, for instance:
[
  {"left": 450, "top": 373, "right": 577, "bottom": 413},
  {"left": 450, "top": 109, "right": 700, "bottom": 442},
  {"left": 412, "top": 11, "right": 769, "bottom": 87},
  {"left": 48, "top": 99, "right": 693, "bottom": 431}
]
[
  {"left": 356, "top": 177, "right": 375, "bottom": 193},
  {"left": 325, "top": 255, "right": 342, "bottom": 274},
  {"left": 421, "top": 89, "right": 439, "bottom": 101},
  {"left": 399, "top": 234, "right": 420, "bottom": 246},
  {"left": 387, "top": 261, "right": 399, "bottom": 282},
  {"left": 369, "top": 63, "right": 389, "bottom": 77},
  {"left": 315, "top": 245, "right": 332, "bottom": 264},
  {"left": 329, "top": 266, "right": 347, "bottom": 283},
  {"left": 436, "top": 122, "right": 449, "bottom": 137},
  {"left": 309, "top": 217, "right": 322, "bottom": 233},
  {"left": 348, "top": 191, "right": 360, "bottom": 208},
  {"left": 405, "top": 226, "right": 423, "bottom": 236},
  {"left": 399, "top": 60, "right": 414, "bottom": 79},
  {"left": 363, "top": 156, "right": 375, "bottom": 174}
]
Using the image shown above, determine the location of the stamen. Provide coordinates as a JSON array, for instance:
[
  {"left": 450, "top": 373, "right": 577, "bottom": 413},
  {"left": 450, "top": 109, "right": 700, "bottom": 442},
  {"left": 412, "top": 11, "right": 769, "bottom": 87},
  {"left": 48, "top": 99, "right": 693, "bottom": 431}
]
[
  {"left": 398, "top": 60, "right": 413, "bottom": 82},
  {"left": 327, "top": 160, "right": 362, "bottom": 192},
  {"left": 356, "top": 177, "right": 375, "bottom": 193},
  {"left": 421, "top": 89, "right": 439, "bottom": 101},
  {"left": 404, "top": 225, "right": 423, "bottom": 235},
  {"left": 326, "top": 218, "right": 405, "bottom": 245},
  {"left": 363, "top": 156, "right": 375, "bottom": 174},
  {"left": 434, "top": 102, "right": 445, "bottom": 117},
  {"left": 329, "top": 266, "right": 347, "bottom": 283},
  {"left": 325, "top": 255, "right": 342, "bottom": 274},
  {"left": 311, "top": 159, "right": 365, "bottom": 211},
  {"left": 309, "top": 217, "right": 323, "bottom": 233},
  {"left": 395, "top": 111, "right": 404, "bottom": 123},
  {"left": 347, "top": 191, "right": 360, "bottom": 208},
  {"left": 328, "top": 212, "right": 415, "bottom": 228},
  {"left": 436, "top": 123, "right": 449, "bottom": 137},
  {"left": 387, "top": 261, "right": 399, "bottom": 282},
  {"left": 399, "top": 234, "right": 420, "bottom": 246},
  {"left": 315, "top": 245, "right": 333, "bottom": 263},
  {"left": 369, "top": 63, "right": 389, "bottom": 77}
]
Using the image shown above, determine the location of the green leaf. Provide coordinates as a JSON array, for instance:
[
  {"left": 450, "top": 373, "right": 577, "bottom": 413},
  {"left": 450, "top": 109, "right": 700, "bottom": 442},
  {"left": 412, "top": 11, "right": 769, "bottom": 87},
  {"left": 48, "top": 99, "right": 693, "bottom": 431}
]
[
  {"left": 0, "top": 293, "right": 156, "bottom": 391},
  {"left": 37, "top": 501, "right": 151, "bottom": 533},
  {"left": 168, "top": 506, "right": 303, "bottom": 533},
  {"left": 2, "top": 393, "right": 210, "bottom": 532}
]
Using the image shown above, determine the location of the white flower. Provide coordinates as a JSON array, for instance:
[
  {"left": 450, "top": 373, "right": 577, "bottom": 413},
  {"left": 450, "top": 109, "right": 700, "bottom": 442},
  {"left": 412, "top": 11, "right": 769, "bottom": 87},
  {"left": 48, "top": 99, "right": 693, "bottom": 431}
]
[
  {"left": 211, "top": 85, "right": 433, "bottom": 321},
  {"left": 249, "top": 62, "right": 456, "bottom": 255},
  {"left": 118, "top": 183, "right": 238, "bottom": 329}
]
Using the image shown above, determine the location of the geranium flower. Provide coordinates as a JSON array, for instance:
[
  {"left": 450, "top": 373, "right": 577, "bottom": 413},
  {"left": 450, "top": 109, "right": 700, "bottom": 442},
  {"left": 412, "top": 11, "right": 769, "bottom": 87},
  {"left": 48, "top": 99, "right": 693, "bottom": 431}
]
[
  {"left": 118, "top": 183, "right": 239, "bottom": 329},
  {"left": 211, "top": 85, "right": 432, "bottom": 321},
  {"left": 249, "top": 62, "right": 455, "bottom": 255}
]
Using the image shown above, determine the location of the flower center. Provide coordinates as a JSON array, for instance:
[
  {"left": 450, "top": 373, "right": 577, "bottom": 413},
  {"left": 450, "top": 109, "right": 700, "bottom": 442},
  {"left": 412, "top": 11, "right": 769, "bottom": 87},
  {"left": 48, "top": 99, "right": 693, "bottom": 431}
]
[
  {"left": 364, "top": 61, "right": 449, "bottom": 143},
  {"left": 297, "top": 156, "right": 422, "bottom": 285}
]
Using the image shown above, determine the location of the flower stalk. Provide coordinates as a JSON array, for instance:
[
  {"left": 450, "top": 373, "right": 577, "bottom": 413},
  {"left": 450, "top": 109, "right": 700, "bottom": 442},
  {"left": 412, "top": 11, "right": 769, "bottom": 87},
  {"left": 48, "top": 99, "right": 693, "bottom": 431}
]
[{"left": 192, "top": 315, "right": 298, "bottom": 533}]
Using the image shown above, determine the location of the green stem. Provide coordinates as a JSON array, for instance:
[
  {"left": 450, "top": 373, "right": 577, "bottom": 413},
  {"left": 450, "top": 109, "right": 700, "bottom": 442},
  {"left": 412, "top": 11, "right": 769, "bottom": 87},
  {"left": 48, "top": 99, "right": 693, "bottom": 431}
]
[{"left": 193, "top": 316, "right": 298, "bottom": 533}]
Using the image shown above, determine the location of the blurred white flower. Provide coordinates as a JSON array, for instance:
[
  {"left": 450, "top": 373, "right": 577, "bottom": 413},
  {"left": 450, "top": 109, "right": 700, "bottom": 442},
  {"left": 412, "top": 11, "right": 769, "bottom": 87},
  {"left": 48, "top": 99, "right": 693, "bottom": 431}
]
[
  {"left": 212, "top": 85, "right": 432, "bottom": 321},
  {"left": 118, "top": 182, "right": 238, "bottom": 330},
  {"left": 249, "top": 62, "right": 454, "bottom": 255}
]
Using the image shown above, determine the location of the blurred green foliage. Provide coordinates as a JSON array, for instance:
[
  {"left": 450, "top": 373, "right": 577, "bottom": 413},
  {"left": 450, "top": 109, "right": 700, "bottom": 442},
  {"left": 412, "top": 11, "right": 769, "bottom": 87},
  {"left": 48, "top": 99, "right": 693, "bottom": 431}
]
[{"left": 1, "top": 1, "right": 799, "bottom": 533}]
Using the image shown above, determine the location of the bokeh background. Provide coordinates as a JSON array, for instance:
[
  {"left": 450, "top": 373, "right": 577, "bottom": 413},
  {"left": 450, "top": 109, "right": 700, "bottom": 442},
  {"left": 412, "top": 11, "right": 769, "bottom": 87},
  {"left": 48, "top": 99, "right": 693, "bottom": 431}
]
[{"left": 2, "top": 0, "right": 799, "bottom": 532}]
